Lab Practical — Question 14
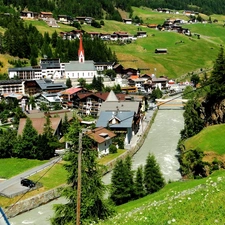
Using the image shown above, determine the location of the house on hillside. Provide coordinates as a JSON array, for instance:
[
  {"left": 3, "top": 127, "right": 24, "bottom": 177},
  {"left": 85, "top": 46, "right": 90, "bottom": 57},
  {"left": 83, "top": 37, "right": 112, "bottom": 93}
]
[
  {"left": 39, "top": 12, "right": 53, "bottom": 19},
  {"left": 123, "top": 18, "right": 132, "bottom": 24},
  {"left": 86, "top": 127, "right": 116, "bottom": 157},
  {"left": 20, "top": 11, "right": 38, "bottom": 19},
  {"left": 137, "top": 31, "right": 147, "bottom": 38}
]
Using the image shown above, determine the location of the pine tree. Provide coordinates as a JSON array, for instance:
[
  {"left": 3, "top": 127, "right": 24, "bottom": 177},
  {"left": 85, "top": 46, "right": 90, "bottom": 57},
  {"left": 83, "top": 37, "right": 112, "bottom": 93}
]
[
  {"left": 207, "top": 47, "right": 225, "bottom": 102},
  {"left": 134, "top": 165, "right": 146, "bottom": 198},
  {"left": 110, "top": 156, "right": 135, "bottom": 205},
  {"left": 51, "top": 117, "right": 113, "bottom": 224},
  {"left": 14, "top": 117, "right": 38, "bottom": 159},
  {"left": 144, "top": 153, "right": 165, "bottom": 194},
  {"left": 66, "top": 77, "right": 72, "bottom": 88}
]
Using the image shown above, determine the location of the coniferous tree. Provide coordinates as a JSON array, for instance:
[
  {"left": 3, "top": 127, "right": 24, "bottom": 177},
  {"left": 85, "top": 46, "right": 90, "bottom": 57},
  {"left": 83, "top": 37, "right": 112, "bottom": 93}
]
[
  {"left": 134, "top": 165, "right": 146, "bottom": 199},
  {"left": 66, "top": 77, "right": 72, "bottom": 88},
  {"left": 144, "top": 153, "right": 165, "bottom": 194},
  {"left": 110, "top": 156, "right": 135, "bottom": 205},
  {"left": 14, "top": 117, "right": 38, "bottom": 158},
  {"left": 51, "top": 117, "right": 113, "bottom": 224}
]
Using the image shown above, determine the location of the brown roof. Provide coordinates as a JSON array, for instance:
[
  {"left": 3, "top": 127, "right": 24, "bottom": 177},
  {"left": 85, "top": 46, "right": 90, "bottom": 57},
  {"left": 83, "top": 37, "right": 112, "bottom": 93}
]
[
  {"left": 86, "top": 127, "right": 116, "bottom": 144},
  {"left": 40, "top": 12, "right": 52, "bottom": 15},
  {"left": 18, "top": 117, "right": 61, "bottom": 135},
  {"left": 77, "top": 92, "right": 126, "bottom": 101}
]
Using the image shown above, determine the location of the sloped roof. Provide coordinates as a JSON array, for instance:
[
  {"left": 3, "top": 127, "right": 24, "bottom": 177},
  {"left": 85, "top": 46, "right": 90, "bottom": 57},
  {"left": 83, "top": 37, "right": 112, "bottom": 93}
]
[
  {"left": 96, "top": 111, "right": 134, "bottom": 129},
  {"left": 18, "top": 117, "right": 61, "bottom": 135},
  {"left": 65, "top": 60, "right": 96, "bottom": 71},
  {"left": 105, "top": 90, "right": 118, "bottom": 102},
  {"left": 60, "top": 87, "right": 83, "bottom": 95},
  {"left": 25, "top": 109, "right": 75, "bottom": 121},
  {"left": 86, "top": 127, "right": 116, "bottom": 144},
  {"left": 98, "top": 101, "right": 140, "bottom": 116},
  {"left": 35, "top": 80, "right": 67, "bottom": 90}
]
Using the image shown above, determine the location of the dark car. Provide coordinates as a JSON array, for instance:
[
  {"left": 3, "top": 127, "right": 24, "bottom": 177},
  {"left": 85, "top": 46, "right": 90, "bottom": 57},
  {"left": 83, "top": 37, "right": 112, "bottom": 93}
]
[{"left": 21, "top": 178, "right": 35, "bottom": 188}]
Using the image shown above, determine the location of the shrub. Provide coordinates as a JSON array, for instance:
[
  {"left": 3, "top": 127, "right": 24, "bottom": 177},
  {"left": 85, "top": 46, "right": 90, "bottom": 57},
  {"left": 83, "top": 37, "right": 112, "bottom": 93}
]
[{"left": 109, "top": 144, "right": 117, "bottom": 154}]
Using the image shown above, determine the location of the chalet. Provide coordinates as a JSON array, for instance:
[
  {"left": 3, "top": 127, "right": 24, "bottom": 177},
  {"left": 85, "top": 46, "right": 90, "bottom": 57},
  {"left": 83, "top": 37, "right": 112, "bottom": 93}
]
[
  {"left": 155, "top": 48, "right": 168, "bottom": 54},
  {"left": 183, "top": 10, "right": 197, "bottom": 16},
  {"left": 157, "top": 8, "right": 171, "bottom": 13},
  {"left": 113, "top": 31, "right": 130, "bottom": 41},
  {"left": 100, "top": 33, "right": 111, "bottom": 40},
  {"left": 152, "top": 76, "right": 168, "bottom": 89},
  {"left": 76, "top": 91, "right": 126, "bottom": 116},
  {"left": 147, "top": 24, "right": 158, "bottom": 29},
  {"left": 4, "top": 93, "right": 28, "bottom": 111},
  {"left": 59, "top": 30, "right": 81, "bottom": 40},
  {"left": 94, "top": 62, "right": 115, "bottom": 72},
  {"left": 113, "top": 64, "right": 124, "bottom": 74},
  {"left": 39, "top": 12, "right": 53, "bottom": 19},
  {"left": 123, "top": 18, "right": 132, "bottom": 24},
  {"left": 60, "top": 87, "right": 89, "bottom": 108},
  {"left": 20, "top": 11, "right": 38, "bottom": 19},
  {"left": 137, "top": 31, "right": 147, "bottom": 38},
  {"left": 86, "top": 127, "right": 116, "bottom": 157},
  {"left": 58, "top": 15, "right": 73, "bottom": 23},
  {"left": 35, "top": 93, "right": 62, "bottom": 110},
  {"left": 76, "top": 16, "right": 94, "bottom": 24},
  {"left": 87, "top": 32, "right": 100, "bottom": 38}
]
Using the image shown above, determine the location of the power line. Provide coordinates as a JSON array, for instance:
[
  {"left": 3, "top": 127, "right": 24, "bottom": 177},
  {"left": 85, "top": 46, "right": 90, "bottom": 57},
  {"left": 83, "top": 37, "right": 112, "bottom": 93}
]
[{"left": 1, "top": 81, "right": 211, "bottom": 221}]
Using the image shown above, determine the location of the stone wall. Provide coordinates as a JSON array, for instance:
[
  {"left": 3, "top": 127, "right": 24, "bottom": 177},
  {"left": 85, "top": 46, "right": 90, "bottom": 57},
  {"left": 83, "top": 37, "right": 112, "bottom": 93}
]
[{"left": 5, "top": 185, "right": 65, "bottom": 218}]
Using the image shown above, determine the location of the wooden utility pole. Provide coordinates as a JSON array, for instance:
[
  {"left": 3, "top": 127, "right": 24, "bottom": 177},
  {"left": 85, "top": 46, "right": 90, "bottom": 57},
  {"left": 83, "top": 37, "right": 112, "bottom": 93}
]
[{"left": 76, "top": 131, "right": 83, "bottom": 225}]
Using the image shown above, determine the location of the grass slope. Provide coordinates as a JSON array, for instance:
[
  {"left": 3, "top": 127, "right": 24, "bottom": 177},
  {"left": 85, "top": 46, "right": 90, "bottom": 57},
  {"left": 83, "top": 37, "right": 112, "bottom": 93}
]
[
  {"left": 0, "top": 158, "right": 48, "bottom": 179},
  {"left": 184, "top": 124, "right": 225, "bottom": 155},
  {"left": 97, "top": 170, "right": 225, "bottom": 225}
]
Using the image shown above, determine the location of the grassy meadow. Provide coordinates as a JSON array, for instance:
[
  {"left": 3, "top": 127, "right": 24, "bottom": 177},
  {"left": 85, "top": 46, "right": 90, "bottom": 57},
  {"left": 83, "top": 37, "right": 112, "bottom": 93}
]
[
  {"left": 184, "top": 124, "right": 225, "bottom": 155},
  {"left": 97, "top": 170, "right": 225, "bottom": 225},
  {"left": 0, "top": 158, "right": 48, "bottom": 179}
]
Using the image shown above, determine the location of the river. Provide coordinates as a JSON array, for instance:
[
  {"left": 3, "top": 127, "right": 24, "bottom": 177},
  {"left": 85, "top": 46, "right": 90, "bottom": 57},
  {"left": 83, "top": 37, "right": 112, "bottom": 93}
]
[{"left": 9, "top": 108, "right": 184, "bottom": 225}]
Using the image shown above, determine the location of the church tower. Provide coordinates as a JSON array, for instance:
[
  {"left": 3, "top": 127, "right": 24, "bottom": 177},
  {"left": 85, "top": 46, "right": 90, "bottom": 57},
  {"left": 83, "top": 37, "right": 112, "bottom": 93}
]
[{"left": 78, "top": 33, "right": 85, "bottom": 63}]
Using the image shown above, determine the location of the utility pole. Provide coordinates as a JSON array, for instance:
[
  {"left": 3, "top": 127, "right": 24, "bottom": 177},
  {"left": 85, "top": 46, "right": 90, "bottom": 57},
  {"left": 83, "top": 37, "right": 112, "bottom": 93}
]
[{"left": 76, "top": 131, "right": 83, "bottom": 225}]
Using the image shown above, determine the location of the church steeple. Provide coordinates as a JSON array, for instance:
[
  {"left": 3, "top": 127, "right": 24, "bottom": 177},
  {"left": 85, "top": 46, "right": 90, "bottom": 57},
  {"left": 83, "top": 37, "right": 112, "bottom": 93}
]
[{"left": 78, "top": 33, "right": 85, "bottom": 63}]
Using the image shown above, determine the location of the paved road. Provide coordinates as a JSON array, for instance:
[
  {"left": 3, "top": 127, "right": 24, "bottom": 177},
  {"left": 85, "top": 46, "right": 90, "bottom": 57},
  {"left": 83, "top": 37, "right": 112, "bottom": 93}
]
[{"left": 0, "top": 157, "right": 62, "bottom": 198}]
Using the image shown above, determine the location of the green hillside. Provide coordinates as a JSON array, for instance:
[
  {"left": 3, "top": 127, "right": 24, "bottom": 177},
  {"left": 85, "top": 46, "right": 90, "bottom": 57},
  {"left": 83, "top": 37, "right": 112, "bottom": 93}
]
[
  {"left": 1, "top": 7, "right": 225, "bottom": 78},
  {"left": 184, "top": 124, "right": 225, "bottom": 155},
  {"left": 22, "top": 8, "right": 225, "bottom": 78},
  {"left": 97, "top": 170, "right": 225, "bottom": 225}
]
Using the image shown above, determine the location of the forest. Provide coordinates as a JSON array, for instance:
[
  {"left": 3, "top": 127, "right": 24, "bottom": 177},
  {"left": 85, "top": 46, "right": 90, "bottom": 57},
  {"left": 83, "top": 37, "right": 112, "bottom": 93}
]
[{"left": 1, "top": 0, "right": 225, "bottom": 20}]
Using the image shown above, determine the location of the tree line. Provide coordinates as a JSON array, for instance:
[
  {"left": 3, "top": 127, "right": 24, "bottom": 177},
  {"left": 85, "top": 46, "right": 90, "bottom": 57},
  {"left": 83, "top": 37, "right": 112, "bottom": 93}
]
[{"left": 2, "top": 0, "right": 225, "bottom": 19}]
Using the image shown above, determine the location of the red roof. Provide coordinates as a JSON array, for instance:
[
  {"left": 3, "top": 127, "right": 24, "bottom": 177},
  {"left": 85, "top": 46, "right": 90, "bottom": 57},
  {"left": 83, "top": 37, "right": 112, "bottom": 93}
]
[{"left": 61, "top": 87, "right": 83, "bottom": 95}]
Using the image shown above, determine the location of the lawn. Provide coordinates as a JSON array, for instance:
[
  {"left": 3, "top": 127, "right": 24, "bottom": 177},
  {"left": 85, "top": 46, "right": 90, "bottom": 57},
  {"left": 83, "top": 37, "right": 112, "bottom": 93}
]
[
  {"left": 184, "top": 124, "right": 225, "bottom": 155},
  {"left": 0, "top": 158, "right": 48, "bottom": 179},
  {"left": 98, "top": 149, "right": 126, "bottom": 165}
]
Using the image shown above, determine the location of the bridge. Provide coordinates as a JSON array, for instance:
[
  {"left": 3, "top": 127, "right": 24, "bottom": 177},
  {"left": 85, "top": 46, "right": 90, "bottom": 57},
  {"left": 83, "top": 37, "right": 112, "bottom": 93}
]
[{"left": 156, "top": 97, "right": 188, "bottom": 110}]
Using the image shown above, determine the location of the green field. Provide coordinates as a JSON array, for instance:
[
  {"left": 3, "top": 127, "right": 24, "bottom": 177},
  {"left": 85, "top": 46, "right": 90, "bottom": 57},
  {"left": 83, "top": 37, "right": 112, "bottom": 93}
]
[
  {"left": 184, "top": 124, "right": 225, "bottom": 155},
  {"left": 97, "top": 170, "right": 225, "bottom": 225},
  {"left": 0, "top": 158, "right": 47, "bottom": 179}
]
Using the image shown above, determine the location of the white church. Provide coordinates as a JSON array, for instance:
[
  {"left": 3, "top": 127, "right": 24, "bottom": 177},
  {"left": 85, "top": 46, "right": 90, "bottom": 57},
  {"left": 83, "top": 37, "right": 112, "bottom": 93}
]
[{"left": 64, "top": 34, "right": 97, "bottom": 79}]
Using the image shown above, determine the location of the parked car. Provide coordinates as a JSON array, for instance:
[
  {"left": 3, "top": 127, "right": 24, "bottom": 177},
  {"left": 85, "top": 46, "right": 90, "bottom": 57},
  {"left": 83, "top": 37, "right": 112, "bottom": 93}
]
[{"left": 21, "top": 178, "right": 35, "bottom": 188}]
